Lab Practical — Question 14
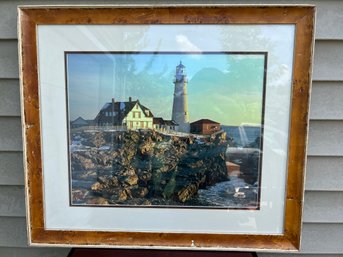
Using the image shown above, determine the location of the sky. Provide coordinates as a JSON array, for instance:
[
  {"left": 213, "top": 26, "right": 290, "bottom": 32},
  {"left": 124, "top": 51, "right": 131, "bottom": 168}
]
[{"left": 66, "top": 52, "right": 266, "bottom": 126}]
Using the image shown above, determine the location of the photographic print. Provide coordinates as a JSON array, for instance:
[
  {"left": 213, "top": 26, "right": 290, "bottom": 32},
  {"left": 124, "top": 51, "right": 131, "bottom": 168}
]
[
  {"left": 66, "top": 52, "right": 267, "bottom": 209},
  {"left": 20, "top": 6, "right": 314, "bottom": 248}
]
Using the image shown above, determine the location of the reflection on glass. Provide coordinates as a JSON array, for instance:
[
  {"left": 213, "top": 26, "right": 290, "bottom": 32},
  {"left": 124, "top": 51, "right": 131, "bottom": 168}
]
[{"left": 67, "top": 51, "right": 266, "bottom": 209}]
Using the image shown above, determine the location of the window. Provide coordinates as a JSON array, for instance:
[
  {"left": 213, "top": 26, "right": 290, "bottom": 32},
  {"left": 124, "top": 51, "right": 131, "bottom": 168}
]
[{"left": 133, "top": 111, "right": 141, "bottom": 118}]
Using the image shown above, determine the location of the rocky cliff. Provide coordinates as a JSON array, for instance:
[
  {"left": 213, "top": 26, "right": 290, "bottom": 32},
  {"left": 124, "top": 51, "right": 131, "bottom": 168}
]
[{"left": 71, "top": 129, "right": 228, "bottom": 206}]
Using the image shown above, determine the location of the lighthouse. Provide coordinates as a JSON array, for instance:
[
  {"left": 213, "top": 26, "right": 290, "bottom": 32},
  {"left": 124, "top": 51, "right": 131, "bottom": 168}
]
[{"left": 172, "top": 61, "right": 190, "bottom": 133}]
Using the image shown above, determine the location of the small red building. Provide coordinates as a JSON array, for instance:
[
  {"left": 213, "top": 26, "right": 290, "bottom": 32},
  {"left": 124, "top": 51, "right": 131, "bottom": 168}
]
[{"left": 190, "top": 119, "right": 221, "bottom": 135}]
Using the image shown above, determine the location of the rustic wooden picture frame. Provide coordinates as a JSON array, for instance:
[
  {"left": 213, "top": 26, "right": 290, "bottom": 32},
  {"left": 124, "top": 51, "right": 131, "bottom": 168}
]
[{"left": 18, "top": 5, "right": 315, "bottom": 251}]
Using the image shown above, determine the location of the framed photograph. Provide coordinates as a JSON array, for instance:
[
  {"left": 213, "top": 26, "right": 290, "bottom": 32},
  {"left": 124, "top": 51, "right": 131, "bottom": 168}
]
[{"left": 18, "top": 5, "right": 315, "bottom": 250}]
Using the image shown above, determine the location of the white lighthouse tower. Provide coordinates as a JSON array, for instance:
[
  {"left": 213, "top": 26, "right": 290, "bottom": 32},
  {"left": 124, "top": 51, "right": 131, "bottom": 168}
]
[{"left": 172, "top": 61, "right": 190, "bottom": 133}]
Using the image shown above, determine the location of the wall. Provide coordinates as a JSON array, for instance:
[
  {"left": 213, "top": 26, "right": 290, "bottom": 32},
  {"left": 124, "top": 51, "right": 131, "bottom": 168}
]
[{"left": 0, "top": 1, "right": 342, "bottom": 256}]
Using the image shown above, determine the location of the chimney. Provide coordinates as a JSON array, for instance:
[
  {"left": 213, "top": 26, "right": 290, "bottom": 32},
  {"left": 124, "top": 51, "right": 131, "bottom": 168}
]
[
  {"left": 112, "top": 98, "right": 115, "bottom": 104},
  {"left": 129, "top": 97, "right": 132, "bottom": 102}
]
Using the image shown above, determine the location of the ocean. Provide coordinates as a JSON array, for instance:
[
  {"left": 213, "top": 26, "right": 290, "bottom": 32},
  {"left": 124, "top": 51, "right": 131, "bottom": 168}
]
[{"left": 222, "top": 125, "right": 261, "bottom": 147}]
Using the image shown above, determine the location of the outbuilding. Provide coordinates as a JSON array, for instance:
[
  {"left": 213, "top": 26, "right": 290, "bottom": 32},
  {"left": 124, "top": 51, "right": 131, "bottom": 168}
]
[{"left": 190, "top": 119, "right": 221, "bottom": 135}]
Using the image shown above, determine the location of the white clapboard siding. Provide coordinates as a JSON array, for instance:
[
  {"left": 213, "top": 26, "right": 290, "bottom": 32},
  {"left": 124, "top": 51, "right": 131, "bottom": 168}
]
[
  {"left": 0, "top": 186, "right": 25, "bottom": 217},
  {"left": 0, "top": 117, "right": 22, "bottom": 151},
  {"left": 305, "top": 156, "right": 343, "bottom": 191},
  {"left": 300, "top": 224, "right": 343, "bottom": 253},
  {"left": 0, "top": 40, "right": 18, "bottom": 79},
  {"left": 310, "top": 82, "right": 343, "bottom": 120},
  {"left": 0, "top": 79, "right": 20, "bottom": 116},
  {"left": 1, "top": 0, "right": 343, "bottom": 40},
  {"left": 0, "top": 217, "right": 27, "bottom": 247},
  {"left": 308, "top": 120, "right": 343, "bottom": 156},
  {"left": 303, "top": 191, "right": 343, "bottom": 223},
  {"left": 314, "top": 0, "right": 343, "bottom": 40},
  {"left": 0, "top": 152, "right": 24, "bottom": 185},
  {"left": 313, "top": 40, "right": 343, "bottom": 81},
  {"left": 0, "top": 247, "right": 71, "bottom": 257}
]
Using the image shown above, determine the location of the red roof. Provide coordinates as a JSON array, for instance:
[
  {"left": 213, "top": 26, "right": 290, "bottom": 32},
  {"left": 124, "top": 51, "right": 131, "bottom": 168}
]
[{"left": 190, "top": 119, "right": 220, "bottom": 125}]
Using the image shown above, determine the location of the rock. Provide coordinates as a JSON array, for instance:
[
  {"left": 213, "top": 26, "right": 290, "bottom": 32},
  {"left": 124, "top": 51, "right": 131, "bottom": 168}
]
[
  {"left": 79, "top": 170, "right": 97, "bottom": 180},
  {"left": 120, "top": 166, "right": 136, "bottom": 176},
  {"left": 97, "top": 176, "right": 108, "bottom": 184},
  {"left": 93, "top": 132, "right": 106, "bottom": 148},
  {"left": 130, "top": 186, "right": 149, "bottom": 198},
  {"left": 138, "top": 170, "right": 152, "bottom": 185},
  {"left": 71, "top": 153, "right": 95, "bottom": 171},
  {"left": 205, "top": 154, "right": 228, "bottom": 186},
  {"left": 74, "top": 129, "right": 229, "bottom": 205},
  {"left": 96, "top": 152, "right": 113, "bottom": 167},
  {"left": 93, "top": 176, "right": 119, "bottom": 189},
  {"left": 110, "top": 189, "right": 128, "bottom": 202},
  {"left": 143, "top": 199, "right": 152, "bottom": 205},
  {"left": 124, "top": 131, "right": 140, "bottom": 145},
  {"left": 72, "top": 189, "right": 88, "bottom": 203},
  {"left": 123, "top": 174, "right": 138, "bottom": 186},
  {"left": 86, "top": 197, "right": 109, "bottom": 205},
  {"left": 91, "top": 182, "right": 102, "bottom": 191},
  {"left": 139, "top": 139, "right": 155, "bottom": 155},
  {"left": 152, "top": 134, "right": 163, "bottom": 142},
  {"left": 173, "top": 168, "right": 207, "bottom": 202},
  {"left": 109, "top": 176, "right": 120, "bottom": 187},
  {"left": 177, "top": 183, "right": 198, "bottom": 203},
  {"left": 163, "top": 177, "right": 176, "bottom": 199}
]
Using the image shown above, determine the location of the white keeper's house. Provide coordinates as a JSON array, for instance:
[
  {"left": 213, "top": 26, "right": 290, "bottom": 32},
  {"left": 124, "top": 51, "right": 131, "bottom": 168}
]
[
  {"left": 94, "top": 97, "right": 178, "bottom": 131},
  {"left": 94, "top": 97, "right": 154, "bottom": 129}
]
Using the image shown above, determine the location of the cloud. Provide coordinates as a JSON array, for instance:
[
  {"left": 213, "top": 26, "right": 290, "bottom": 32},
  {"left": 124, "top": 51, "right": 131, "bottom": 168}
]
[{"left": 175, "top": 34, "right": 201, "bottom": 53}]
